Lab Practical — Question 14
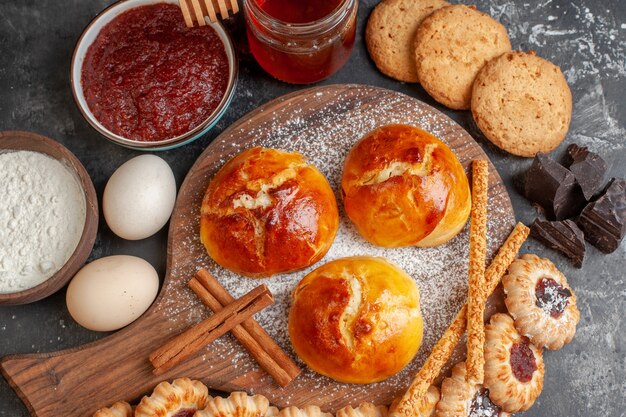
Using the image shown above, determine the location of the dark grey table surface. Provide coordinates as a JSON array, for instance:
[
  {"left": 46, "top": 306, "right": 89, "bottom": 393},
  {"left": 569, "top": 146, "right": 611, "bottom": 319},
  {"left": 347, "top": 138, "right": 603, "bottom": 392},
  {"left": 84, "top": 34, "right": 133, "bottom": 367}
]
[{"left": 1, "top": 0, "right": 624, "bottom": 415}]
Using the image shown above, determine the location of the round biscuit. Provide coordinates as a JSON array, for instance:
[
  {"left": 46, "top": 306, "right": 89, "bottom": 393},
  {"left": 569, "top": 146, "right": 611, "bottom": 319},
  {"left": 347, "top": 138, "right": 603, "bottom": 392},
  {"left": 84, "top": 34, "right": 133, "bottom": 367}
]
[
  {"left": 471, "top": 51, "right": 572, "bottom": 157},
  {"left": 414, "top": 4, "right": 512, "bottom": 109},
  {"left": 366, "top": 0, "right": 449, "bottom": 83}
]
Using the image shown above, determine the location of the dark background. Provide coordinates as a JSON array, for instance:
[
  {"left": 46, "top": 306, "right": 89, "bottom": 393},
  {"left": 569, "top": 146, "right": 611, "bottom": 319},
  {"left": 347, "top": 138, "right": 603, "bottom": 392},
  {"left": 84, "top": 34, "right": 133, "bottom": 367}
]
[{"left": 1, "top": 0, "right": 624, "bottom": 415}]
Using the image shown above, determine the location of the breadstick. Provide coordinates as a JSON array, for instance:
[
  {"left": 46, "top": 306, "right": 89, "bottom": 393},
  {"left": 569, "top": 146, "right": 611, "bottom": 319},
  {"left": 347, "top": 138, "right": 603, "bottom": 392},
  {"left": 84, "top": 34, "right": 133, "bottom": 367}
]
[
  {"left": 390, "top": 222, "right": 529, "bottom": 417},
  {"left": 389, "top": 385, "right": 440, "bottom": 417},
  {"left": 466, "top": 160, "right": 489, "bottom": 384},
  {"left": 483, "top": 223, "right": 530, "bottom": 295}
]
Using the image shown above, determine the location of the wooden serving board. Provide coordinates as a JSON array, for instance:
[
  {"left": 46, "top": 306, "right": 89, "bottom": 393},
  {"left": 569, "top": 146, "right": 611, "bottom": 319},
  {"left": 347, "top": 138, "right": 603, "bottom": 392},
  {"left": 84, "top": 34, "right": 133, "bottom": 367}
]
[{"left": 1, "top": 85, "right": 515, "bottom": 417}]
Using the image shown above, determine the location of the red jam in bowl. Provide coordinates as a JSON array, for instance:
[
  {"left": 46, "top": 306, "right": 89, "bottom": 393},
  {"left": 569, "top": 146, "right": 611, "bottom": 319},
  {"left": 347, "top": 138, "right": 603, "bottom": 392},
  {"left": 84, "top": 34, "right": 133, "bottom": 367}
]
[{"left": 81, "top": 4, "right": 229, "bottom": 142}]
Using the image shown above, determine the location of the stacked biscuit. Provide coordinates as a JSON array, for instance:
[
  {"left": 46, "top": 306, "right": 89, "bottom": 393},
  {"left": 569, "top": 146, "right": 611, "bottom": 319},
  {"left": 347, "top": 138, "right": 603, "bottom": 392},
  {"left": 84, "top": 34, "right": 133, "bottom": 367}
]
[{"left": 366, "top": 1, "right": 572, "bottom": 157}]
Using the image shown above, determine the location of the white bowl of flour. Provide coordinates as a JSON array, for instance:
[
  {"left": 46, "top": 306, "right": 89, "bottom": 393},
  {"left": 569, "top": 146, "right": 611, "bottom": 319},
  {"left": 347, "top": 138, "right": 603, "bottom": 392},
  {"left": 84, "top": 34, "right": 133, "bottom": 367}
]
[{"left": 0, "top": 131, "right": 98, "bottom": 305}]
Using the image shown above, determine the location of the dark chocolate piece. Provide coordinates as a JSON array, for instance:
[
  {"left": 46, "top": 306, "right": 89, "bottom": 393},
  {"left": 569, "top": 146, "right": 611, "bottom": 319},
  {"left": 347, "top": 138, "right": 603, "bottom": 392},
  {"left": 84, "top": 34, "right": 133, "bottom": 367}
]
[
  {"left": 525, "top": 153, "right": 586, "bottom": 220},
  {"left": 530, "top": 218, "right": 586, "bottom": 268},
  {"left": 577, "top": 178, "right": 626, "bottom": 253},
  {"left": 563, "top": 144, "right": 608, "bottom": 200}
]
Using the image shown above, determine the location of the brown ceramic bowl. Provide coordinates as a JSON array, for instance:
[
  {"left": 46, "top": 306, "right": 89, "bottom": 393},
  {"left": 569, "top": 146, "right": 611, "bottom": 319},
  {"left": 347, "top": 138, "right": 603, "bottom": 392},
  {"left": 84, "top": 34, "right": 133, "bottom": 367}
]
[{"left": 0, "top": 131, "right": 98, "bottom": 305}]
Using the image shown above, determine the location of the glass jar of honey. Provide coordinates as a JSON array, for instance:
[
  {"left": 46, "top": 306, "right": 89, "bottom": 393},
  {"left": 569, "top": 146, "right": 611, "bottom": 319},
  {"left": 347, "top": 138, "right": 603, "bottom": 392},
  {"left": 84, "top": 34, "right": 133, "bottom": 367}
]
[{"left": 243, "top": 0, "right": 358, "bottom": 84}]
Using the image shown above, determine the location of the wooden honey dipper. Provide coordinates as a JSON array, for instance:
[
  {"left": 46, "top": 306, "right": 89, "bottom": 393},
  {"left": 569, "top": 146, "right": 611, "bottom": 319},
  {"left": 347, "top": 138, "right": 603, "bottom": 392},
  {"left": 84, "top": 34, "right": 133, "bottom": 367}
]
[{"left": 179, "top": 0, "right": 239, "bottom": 26}]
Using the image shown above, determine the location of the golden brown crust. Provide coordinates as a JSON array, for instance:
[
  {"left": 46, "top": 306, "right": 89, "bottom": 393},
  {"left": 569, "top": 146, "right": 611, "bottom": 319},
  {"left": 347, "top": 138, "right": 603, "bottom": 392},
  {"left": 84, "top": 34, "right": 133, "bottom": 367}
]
[
  {"left": 266, "top": 407, "right": 280, "bottom": 417},
  {"left": 278, "top": 406, "right": 333, "bottom": 417},
  {"left": 341, "top": 124, "right": 470, "bottom": 248},
  {"left": 388, "top": 385, "right": 441, "bottom": 417},
  {"left": 471, "top": 51, "right": 572, "bottom": 157},
  {"left": 414, "top": 5, "right": 512, "bottom": 110},
  {"left": 466, "top": 160, "right": 489, "bottom": 385},
  {"left": 484, "top": 314, "right": 544, "bottom": 413},
  {"left": 337, "top": 403, "right": 388, "bottom": 417},
  {"left": 92, "top": 402, "right": 132, "bottom": 417},
  {"left": 419, "top": 385, "right": 441, "bottom": 417},
  {"left": 196, "top": 392, "right": 270, "bottom": 417},
  {"left": 135, "top": 378, "right": 210, "bottom": 417},
  {"left": 365, "top": 0, "right": 449, "bottom": 82},
  {"left": 503, "top": 254, "right": 580, "bottom": 350},
  {"left": 289, "top": 256, "right": 423, "bottom": 384},
  {"left": 200, "top": 147, "right": 339, "bottom": 277},
  {"left": 391, "top": 385, "right": 439, "bottom": 417}
]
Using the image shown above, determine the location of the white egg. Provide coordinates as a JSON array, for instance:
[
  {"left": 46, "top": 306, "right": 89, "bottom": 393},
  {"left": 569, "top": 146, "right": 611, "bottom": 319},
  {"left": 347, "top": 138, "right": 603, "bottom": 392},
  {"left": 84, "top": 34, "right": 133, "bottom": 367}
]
[
  {"left": 66, "top": 255, "right": 159, "bottom": 332},
  {"left": 103, "top": 154, "right": 176, "bottom": 240}
]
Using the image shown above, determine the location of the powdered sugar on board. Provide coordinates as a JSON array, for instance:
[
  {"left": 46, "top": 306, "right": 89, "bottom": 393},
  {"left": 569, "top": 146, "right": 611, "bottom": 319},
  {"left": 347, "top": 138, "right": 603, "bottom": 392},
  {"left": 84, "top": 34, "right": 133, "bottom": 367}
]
[{"left": 160, "top": 85, "right": 515, "bottom": 409}]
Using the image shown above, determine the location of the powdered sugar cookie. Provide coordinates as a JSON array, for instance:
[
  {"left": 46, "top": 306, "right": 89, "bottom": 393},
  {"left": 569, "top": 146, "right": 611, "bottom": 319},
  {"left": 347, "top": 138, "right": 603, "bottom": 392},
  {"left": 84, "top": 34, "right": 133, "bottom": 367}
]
[{"left": 503, "top": 254, "right": 579, "bottom": 350}]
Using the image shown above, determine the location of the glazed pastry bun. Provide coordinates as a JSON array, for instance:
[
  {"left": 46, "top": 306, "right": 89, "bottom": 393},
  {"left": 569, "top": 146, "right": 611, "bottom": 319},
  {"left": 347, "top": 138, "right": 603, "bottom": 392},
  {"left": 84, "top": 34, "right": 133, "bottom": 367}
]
[
  {"left": 341, "top": 124, "right": 471, "bottom": 247},
  {"left": 288, "top": 256, "right": 423, "bottom": 384},
  {"left": 200, "top": 147, "right": 339, "bottom": 277}
]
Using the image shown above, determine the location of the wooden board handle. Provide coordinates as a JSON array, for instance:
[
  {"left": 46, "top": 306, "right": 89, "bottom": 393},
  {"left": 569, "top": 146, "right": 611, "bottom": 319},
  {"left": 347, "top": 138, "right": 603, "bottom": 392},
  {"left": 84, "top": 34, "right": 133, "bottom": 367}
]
[{"left": 1, "top": 312, "right": 170, "bottom": 417}]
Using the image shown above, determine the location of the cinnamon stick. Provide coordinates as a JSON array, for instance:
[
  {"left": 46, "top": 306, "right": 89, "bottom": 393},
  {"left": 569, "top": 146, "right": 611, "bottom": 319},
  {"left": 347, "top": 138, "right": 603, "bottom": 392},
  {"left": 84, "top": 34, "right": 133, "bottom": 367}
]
[
  {"left": 194, "top": 270, "right": 301, "bottom": 380},
  {"left": 149, "top": 284, "right": 273, "bottom": 375},
  {"left": 189, "top": 271, "right": 301, "bottom": 386}
]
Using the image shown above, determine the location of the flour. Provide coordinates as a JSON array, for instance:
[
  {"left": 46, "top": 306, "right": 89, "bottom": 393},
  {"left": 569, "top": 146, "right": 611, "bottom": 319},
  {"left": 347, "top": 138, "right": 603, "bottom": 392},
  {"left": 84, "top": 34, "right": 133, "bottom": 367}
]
[{"left": 0, "top": 151, "right": 86, "bottom": 293}]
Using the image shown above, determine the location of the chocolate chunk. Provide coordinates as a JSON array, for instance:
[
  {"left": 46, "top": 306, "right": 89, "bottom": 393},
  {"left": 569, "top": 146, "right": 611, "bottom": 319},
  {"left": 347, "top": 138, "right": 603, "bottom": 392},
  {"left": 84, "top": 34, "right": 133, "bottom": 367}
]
[
  {"left": 577, "top": 178, "right": 626, "bottom": 253},
  {"left": 525, "top": 153, "right": 586, "bottom": 220},
  {"left": 563, "top": 144, "right": 607, "bottom": 200},
  {"left": 530, "top": 218, "right": 585, "bottom": 268}
]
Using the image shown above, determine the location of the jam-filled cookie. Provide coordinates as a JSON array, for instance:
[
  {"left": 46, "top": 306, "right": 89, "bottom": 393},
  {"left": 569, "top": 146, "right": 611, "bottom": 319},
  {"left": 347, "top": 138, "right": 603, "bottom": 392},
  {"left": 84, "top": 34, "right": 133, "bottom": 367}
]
[
  {"left": 503, "top": 254, "right": 580, "bottom": 350},
  {"left": 196, "top": 392, "right": 272, "bottom": 417},
  {"left": 93, "top": 402, "right": 132, "bottom": 417},
  {"left": 484, "top": 313, "right": 545, "bottom": 413},
  {"left": 436, "top": 362, "right": 509, "bottom": 417},
  {"left": 135, "top": 378, "right": 210, "bottom": 417}
]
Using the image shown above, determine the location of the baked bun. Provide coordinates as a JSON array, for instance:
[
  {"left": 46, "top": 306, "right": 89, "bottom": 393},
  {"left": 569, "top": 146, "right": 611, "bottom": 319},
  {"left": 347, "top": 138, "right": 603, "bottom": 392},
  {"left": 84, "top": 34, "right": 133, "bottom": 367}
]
[
  {"left": 341, "top": 124, "right": 470, "bottom": 248},
  {"left": 200, "top": 147, "right": 339, "bottom": 277},
  {"left": 288, "top": 256, "right": 423, "bottom": 384}
]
